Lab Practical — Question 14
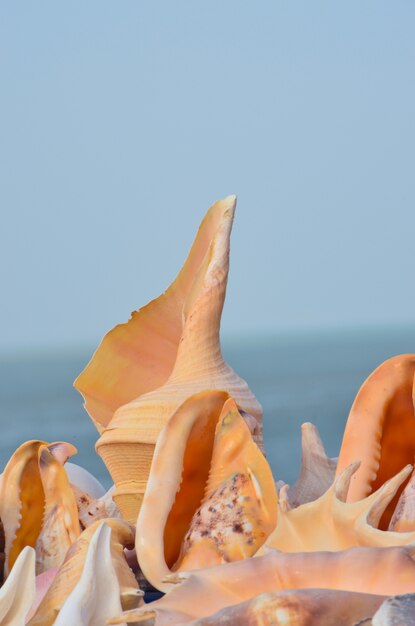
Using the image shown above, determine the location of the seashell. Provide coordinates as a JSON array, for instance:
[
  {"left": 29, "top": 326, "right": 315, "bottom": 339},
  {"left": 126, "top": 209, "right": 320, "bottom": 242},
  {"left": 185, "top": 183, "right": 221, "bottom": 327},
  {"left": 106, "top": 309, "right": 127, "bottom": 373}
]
[
  {"left": 388, "top": 467, "right": 415, "bottom": 532},
  {"left": 35, "top": 447, "right": 80, "bottom": 573},
  {"left": 189, "top": 589, "right": 384, "bottom": 626},
  {"left": 52, "top": 522, "right": 143, "bottom": 626},
  {"left": 28, "top": 518, "right": 138, "bottom": 626},
  {"left": 336, "top": 355, "right": 415, "bottom": 529},
  {"left": 0, "top": 440, "right": 77, "bottom": 577},
  {"left": 287, "top": 422, "right": 337, "bottom": 508},
  {"left": 64, "top": 462, "right": 106, "bottom": 499},
  {"left": 136, "top": 390, "right": 276, "bottom": 592},
  {"left": 109, "top": 544, "right": 415, "bottom": 624},
  {"left": 74, "top": 195, "right": 263, "bottom": 522},
  {"left": 0, "top": 546, "right": 35, "bottom": 626},
  {"left": 109, "top": 590, "right": 384, "bottom": 626},
  {"left": 370, "top": 593, "right": 415, "bottom": 626},
  {"left": 264, "top": 462, "right": 415, "bottom": 552},
  {"left": 72, "top": 484, "right": 120, "bottom": 530}
]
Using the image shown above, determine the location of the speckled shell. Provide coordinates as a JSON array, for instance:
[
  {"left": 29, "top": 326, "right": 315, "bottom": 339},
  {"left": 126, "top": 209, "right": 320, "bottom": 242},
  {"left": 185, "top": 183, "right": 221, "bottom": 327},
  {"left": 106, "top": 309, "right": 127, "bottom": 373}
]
[
  {"left": 109, "top": 544, "right": 415, "bottom": 625},
  {"left": 265, "top": 461, "right": 415, "bottom": 552},
  {"left": 72, "top": 485, "right": 120, "bottom": 530},
  {"left": 136, "top": 390, "right": 276, "bottom": 592},
  {"left": 336, "top": 355, "right": 415, "bottom": 528},
  {"left": 74, "top": 196, "right": 263, "bottom": 523},
  {"left": 28, "top": 518, "right": 137, "bottom": 626}
]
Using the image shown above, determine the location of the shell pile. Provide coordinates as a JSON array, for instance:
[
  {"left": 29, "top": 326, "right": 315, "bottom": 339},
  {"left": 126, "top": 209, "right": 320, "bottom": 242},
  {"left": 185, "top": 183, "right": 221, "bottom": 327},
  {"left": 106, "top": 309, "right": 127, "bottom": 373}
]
[{"left": 1, "top": 195, "right": 415, "bottom": 625}]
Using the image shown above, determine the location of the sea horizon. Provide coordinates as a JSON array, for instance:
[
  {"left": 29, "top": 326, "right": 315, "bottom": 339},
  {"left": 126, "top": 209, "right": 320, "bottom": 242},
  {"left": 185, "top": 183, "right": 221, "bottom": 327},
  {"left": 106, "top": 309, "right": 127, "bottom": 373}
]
[{"left": 1, "top": 323, "right": 414, "bottom": 488}]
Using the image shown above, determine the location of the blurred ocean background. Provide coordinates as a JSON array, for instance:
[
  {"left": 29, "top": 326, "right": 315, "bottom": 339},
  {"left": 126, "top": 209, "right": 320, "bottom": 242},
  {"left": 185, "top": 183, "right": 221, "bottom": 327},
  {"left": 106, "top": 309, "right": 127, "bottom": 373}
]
[{"left": 1, "top": 325, "right": 414, "bottom": 488}]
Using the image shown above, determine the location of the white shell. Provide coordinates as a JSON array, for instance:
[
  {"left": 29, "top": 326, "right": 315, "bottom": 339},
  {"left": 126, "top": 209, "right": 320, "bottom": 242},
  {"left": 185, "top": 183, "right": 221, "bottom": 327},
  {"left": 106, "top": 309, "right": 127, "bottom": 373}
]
[
  {"left": 53, "top": 522, "right": 126, "bottom": 626},
  {"left": 65, "top": 462, "right": 106, "bottom": 499},
  {"left": 0, "top": 546, "right": 35, "bottom": 626}
]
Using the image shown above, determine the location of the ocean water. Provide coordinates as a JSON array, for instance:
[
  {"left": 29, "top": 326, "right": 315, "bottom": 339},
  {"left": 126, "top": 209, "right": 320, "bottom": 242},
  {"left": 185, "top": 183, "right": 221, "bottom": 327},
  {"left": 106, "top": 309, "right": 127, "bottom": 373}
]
[{"left": 1, "top": 326, "right": 414, "bottom": 487}]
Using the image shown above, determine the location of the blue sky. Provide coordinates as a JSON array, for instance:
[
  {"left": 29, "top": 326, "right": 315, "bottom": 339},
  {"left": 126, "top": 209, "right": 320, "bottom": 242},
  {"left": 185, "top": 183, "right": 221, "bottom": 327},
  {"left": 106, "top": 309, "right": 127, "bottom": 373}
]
[{"left": 1, "top": 2, "right": 414, "bottom": 351}]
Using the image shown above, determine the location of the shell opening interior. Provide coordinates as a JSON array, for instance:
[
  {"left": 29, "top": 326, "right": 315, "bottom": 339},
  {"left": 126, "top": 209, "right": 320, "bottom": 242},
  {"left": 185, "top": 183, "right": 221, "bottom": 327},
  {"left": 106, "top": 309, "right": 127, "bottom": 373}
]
[
  {"left": 9, "top": 455, "right": 44, "bottom": 570},
  {"left": 370, "top": 384, "right": 415, "bottom": 529},
  {"left": 163, "top": 400, "right": 225, "bottom": 569}
]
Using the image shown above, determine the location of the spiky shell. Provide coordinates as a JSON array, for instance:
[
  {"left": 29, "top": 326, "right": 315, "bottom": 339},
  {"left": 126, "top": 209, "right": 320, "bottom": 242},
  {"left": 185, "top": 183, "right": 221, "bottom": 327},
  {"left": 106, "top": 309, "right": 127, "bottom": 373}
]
[{"left": 265, "top": 462, "right": 415, "bottom": 552}]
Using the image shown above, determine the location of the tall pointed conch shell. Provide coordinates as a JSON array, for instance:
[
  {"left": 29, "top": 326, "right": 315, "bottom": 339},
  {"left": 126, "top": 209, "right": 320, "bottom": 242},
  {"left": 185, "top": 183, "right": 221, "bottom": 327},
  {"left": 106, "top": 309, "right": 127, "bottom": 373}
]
[
  {"left": 28, "top": 518, "right": 138, "bottom": 626},
  {"left": 109, "top": 544, "right": 415, "bottom": 625},
  {"left": 74, "top": 195, "right": 263, "bottom": 522},
  {"left": 0, "top": 546, "right": 35, "bottom": 626},
  {"left": 136, "top": 390, "right": 276, "bottom": 592},
  {"left": 336, "top": 354, "right": 415, "bottom": 528}
]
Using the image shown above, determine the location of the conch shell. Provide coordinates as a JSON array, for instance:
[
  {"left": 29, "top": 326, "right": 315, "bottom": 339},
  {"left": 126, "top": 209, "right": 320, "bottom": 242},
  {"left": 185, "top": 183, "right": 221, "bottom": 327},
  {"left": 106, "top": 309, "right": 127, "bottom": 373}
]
[
  {"left": 28, "top": 518, "right": 138, "bottom": 626},
  {"left": 285, "top": 422, "right": 337, "bottom": 508},
  {"left": 136, "top": 390, "right": 276, "bottom": 592},
  {"left": 0, "top": 440, "right": 77, "bottom": 577},
  {"left": 336, "top": 354, "right": 415, "bottom": 528},
  {"left": 110, "top": 590, "right": 384, "bottom": 626},
  {"left": 189, "top": 590, "right": 384, "bottom": 626},
  {"left": 52, "top": 522, "right": 143, "bottom": 626},
  {"left": 265, "top": 461, "right": 415, "bottom": 552},
  {"left": 109, "top": 544, "right": 415, "bottom": 624},
  {"left": 74, "top": 195, "right": 263, "bottom": 522},
  {"left": 35, "top": 446, "right": 80, "bottom": 573},
  {"left": 0, "top": 546, "right": 35, "bottom": 626}
]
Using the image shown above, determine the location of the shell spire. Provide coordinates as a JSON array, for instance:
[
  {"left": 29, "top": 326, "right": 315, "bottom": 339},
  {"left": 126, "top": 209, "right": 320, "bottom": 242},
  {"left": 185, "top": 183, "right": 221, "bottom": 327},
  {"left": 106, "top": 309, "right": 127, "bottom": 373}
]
[{"left": 287, "top": 422, "right": 337, "bottom": 508}]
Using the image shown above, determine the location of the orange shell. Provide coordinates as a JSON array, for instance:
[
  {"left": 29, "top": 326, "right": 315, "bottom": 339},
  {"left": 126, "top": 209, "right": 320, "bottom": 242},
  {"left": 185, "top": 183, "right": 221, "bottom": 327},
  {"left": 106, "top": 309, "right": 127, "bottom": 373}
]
[
  {"left": 336, "top": 354, "right": 415, "bottom": 528},
  {"left": 265, "top": 461, "right": 415, "bottom": 552},
  {"left": 136, "top": 390, "right": 276, "bottom": 592},
  {"left": 0, "top": 440, "right": 77, "bottom": 577},
  {"left": 189, "top": 589, "right": 384, "bottom": 626},
  {"left": 110, "top": 544, "right": 415, "bottom": 624}
]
